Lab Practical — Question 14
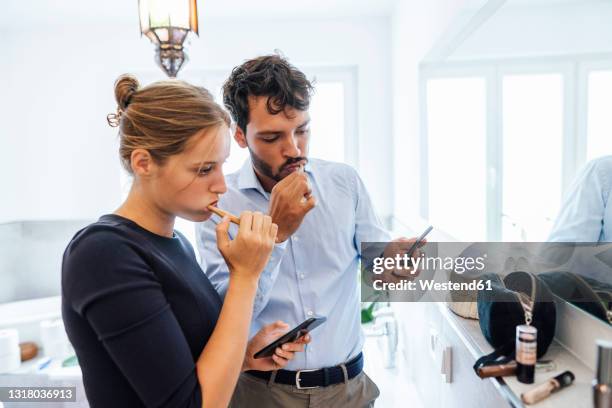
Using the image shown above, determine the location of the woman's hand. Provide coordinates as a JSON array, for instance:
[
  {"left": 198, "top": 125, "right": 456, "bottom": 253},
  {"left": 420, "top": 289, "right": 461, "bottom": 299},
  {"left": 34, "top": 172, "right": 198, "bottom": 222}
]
[
  {"left": 216, "top": 211, "right": 278, "bottom": 281},
  {"left": 242, "top": 321, "right": 311, "bottom": 372}
]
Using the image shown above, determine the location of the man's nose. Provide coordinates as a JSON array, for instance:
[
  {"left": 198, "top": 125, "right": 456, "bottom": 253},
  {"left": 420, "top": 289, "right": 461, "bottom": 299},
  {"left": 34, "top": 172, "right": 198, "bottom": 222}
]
[{"left": 283, "top": 134, "right": 301, "bottom": 158}]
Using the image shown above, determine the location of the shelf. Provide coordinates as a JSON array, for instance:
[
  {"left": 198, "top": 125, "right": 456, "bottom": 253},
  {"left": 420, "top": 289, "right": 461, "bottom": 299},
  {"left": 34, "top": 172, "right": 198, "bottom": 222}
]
[{"left": 440, "top": 303, "right": 594, "bottom": 408}]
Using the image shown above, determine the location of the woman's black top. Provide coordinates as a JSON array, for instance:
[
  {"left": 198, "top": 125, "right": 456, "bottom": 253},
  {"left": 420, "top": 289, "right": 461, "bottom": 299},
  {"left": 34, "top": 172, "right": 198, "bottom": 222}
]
[{"left": 62, "top": 214, "right": 222, "bottom": 407}]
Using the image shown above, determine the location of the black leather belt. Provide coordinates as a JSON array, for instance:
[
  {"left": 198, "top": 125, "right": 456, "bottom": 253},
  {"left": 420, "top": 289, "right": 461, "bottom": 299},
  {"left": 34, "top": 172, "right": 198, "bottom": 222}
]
[{"left": 245, "top": 352, "right": 363, "bottom": 389}]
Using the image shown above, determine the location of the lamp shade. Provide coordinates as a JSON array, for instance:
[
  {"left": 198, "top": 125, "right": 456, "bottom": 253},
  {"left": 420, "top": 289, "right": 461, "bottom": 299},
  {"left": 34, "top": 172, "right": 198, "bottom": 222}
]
[{"left": 138, "top": 0, "right": 199, "bottom": 77}]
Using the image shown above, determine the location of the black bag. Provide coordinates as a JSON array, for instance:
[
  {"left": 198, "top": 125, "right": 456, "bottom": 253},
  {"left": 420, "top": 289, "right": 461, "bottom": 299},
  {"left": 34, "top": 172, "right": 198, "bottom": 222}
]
[
  {"left": 539, "top": 271, "right": 612, "bottom": 325},
  {"left": 473, "top": 271, "right": 556, "bottom": 372}
]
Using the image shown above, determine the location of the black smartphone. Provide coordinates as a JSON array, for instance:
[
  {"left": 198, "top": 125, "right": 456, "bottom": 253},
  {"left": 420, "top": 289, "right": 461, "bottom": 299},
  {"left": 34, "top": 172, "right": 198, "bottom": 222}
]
[
  {"left": 253, "top": 316, "right": 326, "bottom": 359},
  {"left": 406, "top": 225, "right": 433, "bottom": 257}
]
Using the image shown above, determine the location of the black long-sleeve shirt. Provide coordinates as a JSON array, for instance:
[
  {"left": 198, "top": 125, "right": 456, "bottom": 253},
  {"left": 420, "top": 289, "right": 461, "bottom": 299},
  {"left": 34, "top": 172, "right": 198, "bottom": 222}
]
[{"left": 62, "top": 214, "right": 222, "bottom": 407}]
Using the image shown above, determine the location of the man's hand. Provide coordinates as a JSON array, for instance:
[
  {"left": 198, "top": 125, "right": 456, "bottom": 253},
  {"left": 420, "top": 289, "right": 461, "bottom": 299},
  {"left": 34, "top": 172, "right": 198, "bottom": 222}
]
[
  {"left": 242, "top": 321, "right": 311, "bottom": 372},
  {"left": 378, "top": 237, "right": 427, "bottom": 283},
  {"left": 268, "top": 171, "right": 316, "bottom": 242}
]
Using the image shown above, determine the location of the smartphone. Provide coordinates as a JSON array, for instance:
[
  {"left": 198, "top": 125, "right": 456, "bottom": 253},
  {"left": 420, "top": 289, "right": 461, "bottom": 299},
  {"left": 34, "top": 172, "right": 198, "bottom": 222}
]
[
  {"left": 405, "top": 225, "right": 433, "bottom": 257},
  {"left": 253, "top": 316, "right": 326, "bottom": 359}
]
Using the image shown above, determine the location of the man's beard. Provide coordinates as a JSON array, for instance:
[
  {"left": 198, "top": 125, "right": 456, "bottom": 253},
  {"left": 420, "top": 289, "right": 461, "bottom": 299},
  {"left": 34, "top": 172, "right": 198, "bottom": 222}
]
[{"left": 248, "top": 149, "right": 307, "bottom": 182}]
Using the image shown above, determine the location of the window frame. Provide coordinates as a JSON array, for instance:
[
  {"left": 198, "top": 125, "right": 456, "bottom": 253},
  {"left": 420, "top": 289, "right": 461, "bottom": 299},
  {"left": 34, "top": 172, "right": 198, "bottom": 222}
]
[
  {"left": 578, "top": 58, "right": 612, "bottom": 165},
  {"left": 420, "top": 64, "right": 498, "bottom": 240},
  {"left": 302, "top": 65, "right": 359, "bottom": 168},
  {"left": 419, "top": 53, "right": 612, "bottom": 241}
]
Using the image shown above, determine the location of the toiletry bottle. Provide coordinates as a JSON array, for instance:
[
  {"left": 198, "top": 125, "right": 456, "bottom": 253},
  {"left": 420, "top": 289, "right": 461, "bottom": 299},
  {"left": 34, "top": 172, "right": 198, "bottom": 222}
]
[
  {"left": 516, "top": 325, "right": 537, "bottom": 384},
  {"left": 0, "top": 329, "right": 21, "bottom": 374},
  {"left": 594, "top": 340, "right": 612, "bottom": 408},
  {"left": 521, "top": 370, "right": 575, "bottom": 405}
]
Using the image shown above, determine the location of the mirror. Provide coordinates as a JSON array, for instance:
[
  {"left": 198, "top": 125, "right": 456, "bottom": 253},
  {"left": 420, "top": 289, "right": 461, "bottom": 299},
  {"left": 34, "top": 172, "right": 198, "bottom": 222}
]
[{"left": 419, "top": 0, "right": 612, "bottom": 326}]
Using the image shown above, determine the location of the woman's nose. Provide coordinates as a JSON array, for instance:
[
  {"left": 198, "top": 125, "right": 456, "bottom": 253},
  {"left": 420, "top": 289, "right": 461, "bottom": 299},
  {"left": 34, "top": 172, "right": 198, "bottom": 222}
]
[{"left": 210, "top": 172, "right": 227, "bottom": 195}]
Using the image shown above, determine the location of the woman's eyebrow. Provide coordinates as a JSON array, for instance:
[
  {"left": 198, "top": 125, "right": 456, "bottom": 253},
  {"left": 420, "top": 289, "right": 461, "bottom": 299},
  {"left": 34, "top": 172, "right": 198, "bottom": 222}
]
[{"left": 190, "top": 161, "right": 217, "bottom": 166}]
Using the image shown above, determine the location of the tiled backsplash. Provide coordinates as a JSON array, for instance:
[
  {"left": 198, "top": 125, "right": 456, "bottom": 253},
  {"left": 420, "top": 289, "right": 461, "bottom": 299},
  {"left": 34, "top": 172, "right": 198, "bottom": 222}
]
[{"left": 0, "top": 220, "right": 93, "bottom": 304}]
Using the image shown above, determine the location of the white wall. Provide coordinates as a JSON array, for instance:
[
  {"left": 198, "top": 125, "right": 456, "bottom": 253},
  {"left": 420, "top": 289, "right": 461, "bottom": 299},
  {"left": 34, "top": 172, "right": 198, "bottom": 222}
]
[
  {"left": 0, "top": 16, "right": 393, "bottom": 223},
  {"left": 0, "top": 220, "right": 91, "bottom": 303},
  {"left": 391, "top": 0, "right": 470, "bottom": 226},
  {"left": 0, "top": 48, "right": 21, "bottom": 223},
  {"left": 452, "top": 1, "right": 612, "bottom": 59}
]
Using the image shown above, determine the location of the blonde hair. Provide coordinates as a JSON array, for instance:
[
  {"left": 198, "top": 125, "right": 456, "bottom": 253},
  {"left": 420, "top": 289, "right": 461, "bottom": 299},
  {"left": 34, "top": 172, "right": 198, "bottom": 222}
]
[{"left": 109, "top": 74, "right": 230, "bottom": 174}]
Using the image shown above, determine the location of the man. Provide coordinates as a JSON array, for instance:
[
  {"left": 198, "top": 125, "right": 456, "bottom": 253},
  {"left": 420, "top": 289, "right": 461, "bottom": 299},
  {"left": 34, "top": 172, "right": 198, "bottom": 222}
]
[
  {"left": 548, "top": 155, "right": 612, "bottom": 243},
  {"left": 196, "top": 54, "right": 398, "bottom": 407},
  {"left": 546, "top": 155, "right": 612, "bottom": 284}
]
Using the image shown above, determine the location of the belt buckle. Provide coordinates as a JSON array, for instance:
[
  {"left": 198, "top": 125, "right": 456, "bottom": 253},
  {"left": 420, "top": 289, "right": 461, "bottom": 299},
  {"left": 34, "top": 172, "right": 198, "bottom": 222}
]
[{"left": 295, "top": 369, "right": 319, "bottom": 389}]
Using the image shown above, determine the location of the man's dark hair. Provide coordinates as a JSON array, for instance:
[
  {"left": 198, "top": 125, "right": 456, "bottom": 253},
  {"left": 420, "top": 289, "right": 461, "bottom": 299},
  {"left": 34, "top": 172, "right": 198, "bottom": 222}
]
[{"left": 223, "top": 54, "right": 314, "bottom": 133}]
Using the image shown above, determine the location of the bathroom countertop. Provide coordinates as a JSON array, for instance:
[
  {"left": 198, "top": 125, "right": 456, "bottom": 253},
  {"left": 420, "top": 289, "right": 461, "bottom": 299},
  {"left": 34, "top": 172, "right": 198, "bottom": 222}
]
[
  {"left": 440, "top": 303, "right": 594, "bottom": 408},
  {"left": 0, "top": 357, "right": 86, "bottom": 408},
  {"left": 1, "top": 356, "right": 82, "bottom": 378}
]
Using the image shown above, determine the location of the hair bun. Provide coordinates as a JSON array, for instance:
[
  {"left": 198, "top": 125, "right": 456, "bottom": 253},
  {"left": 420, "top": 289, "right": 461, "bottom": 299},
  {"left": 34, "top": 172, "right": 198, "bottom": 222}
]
[{"left": 114, "top": 74, "right": 140, "bottom": 110}]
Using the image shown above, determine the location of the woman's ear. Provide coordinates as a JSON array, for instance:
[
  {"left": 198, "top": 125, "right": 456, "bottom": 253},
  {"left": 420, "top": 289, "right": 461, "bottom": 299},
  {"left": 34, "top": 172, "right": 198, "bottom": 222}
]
[
  {"left": 234, "top": 126, "right": 248, "bottom": 148},
  {"left": 130, "top": 149, "right": 155, "bottom": 177}
]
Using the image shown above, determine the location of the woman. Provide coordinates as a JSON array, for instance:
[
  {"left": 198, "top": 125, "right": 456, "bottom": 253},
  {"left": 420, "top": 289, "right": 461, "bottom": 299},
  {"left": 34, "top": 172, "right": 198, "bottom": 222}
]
[{"left": 61, "top": 74, "right": 309, "bottom": 407}]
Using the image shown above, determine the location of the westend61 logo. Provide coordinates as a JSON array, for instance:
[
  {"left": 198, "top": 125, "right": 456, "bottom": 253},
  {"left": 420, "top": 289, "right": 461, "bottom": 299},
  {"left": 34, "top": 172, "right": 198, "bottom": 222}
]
[
  {"left": 371, "top": 253, "right": 487, "bottom": 275},
  {"left": 361, "top": 241, "right": 612, "bottom": 303}
]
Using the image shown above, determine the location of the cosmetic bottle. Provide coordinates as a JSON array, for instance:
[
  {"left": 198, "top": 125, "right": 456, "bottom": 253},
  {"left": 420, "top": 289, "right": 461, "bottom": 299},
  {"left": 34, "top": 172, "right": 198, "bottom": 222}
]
[
  {"left": 0, "top": 329, "right": 20, "bottom": 374},
  {"left": 594, "top": 340, "right": 612, "bottom": 408},
  {"left": 516, "top": 325, "right": 537, "bottom": 384},
  {"left": 521, "top": 370, "right": 574, "bottom": 405}
]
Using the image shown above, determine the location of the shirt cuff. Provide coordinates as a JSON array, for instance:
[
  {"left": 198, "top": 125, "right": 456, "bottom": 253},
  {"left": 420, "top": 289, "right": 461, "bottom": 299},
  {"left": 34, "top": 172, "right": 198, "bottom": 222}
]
[{"left": 253, "top": 241, "right": 288, "bottom": 310}]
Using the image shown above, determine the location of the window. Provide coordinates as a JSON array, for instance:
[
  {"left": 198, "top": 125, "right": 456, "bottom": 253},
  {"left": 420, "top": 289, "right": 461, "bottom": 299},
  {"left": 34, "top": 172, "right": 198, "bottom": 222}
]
[
  {"left": 586, "top": 70, "right": 612, "bottom": 161},
  {"left": 421, "top": 63, "right": 574, "bottom": 242},
  {"left": 308, "top": 81, "right": 346, "bottom": 162},
  {"left": 426, "top": 77, "right": 487, "bottom": 241},
  {"left": 501, "top": 74, "right": 563, "bottom": 241}
]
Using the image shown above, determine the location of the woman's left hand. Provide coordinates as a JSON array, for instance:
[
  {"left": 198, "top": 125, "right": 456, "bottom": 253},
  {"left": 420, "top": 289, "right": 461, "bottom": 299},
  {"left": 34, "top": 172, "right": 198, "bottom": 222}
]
[{"left": 243, "top": 321, "right": 311, "bottom": 372}]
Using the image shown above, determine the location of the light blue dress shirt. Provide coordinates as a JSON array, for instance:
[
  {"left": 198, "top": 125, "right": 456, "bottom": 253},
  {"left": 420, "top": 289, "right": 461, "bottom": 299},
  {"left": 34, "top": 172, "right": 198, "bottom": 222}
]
[
  {"left": 195, "top": 158, "right": 390, "bottom": 370},
  {"left": 548, "top": 156, "right": 612, "bottom": 242}
]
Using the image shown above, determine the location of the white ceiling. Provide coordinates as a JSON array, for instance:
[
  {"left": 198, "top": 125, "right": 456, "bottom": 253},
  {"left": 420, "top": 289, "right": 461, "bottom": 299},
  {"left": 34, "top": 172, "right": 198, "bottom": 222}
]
[
  {"left": 1, "top": 0, "right": 398, "bottom": 28},
  {"left": 507, "top": 0, "right": 610, "bottom": 5},
  {"left": 2, "top": 0, "right": 607, "bottom": 29}
]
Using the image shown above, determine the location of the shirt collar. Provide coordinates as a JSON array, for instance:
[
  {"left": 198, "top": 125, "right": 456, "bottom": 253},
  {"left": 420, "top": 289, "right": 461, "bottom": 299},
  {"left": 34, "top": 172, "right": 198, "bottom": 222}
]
[
  {"left": 237, "top": 157, "right": 313, "bottom": 195},
  {"left": 237, "top": 158, "right": 265, "bottom": 194}
]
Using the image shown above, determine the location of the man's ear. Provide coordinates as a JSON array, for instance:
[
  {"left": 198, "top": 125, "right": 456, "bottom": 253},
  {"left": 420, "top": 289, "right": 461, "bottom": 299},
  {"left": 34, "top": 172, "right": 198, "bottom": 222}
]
[
  {"left": 234, "top": 126, "right": 248, "bottom": 148},
  {"left": 130, "top": 149, "right": 155, "bottom": 177}
]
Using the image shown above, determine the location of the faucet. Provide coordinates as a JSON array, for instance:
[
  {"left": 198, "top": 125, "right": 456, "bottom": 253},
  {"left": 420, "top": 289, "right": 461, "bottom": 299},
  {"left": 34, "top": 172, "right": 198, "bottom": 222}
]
[{"left": 364, "top": 305, "right": 398, "bottom": 368}]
